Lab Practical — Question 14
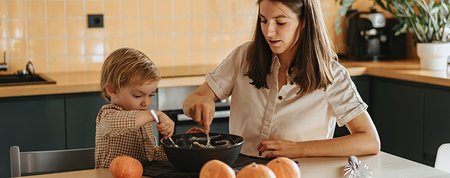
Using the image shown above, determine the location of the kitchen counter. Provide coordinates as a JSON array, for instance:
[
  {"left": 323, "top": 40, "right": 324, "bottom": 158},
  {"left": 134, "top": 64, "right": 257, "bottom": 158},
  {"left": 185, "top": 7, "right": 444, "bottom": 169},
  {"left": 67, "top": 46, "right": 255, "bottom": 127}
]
[
  {"left": 343, "top": 59, "right": 450, "bottom": 87},
  {"left": 21, "top": 152, "right": 450, "bottom": 177},
  {"left": 0, "top": 65, "right": 216, "bottom": 98},
  {"left": 0, "top": 60, "right": 449, "bottom": 98}
]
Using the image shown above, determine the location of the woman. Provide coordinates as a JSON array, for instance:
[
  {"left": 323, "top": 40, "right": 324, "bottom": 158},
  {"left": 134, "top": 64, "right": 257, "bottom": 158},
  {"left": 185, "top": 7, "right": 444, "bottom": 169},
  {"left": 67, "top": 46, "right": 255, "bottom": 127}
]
[{"left": 183, "top": 0, "right": 380, "bottom": 158}]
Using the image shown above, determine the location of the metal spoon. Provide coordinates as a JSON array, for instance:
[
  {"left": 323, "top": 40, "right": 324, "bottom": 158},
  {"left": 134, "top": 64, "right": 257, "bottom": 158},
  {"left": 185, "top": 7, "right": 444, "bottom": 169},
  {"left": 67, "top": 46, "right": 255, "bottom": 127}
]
[{"left": 150, "top": 109, "right": 178, "bottom": 147}]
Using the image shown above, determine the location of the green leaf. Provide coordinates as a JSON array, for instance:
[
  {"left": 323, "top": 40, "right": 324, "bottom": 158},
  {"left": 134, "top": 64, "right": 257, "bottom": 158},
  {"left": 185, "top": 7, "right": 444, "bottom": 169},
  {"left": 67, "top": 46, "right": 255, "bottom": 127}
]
[
  {"left": 342, "top": 0, "right": 355, "bottom": 7},
  {"left": 334, "top": 18, "right": 342, "bottom": 35},
  {"left": 339, "top": 6, "right": 348, "bottom": 16}
]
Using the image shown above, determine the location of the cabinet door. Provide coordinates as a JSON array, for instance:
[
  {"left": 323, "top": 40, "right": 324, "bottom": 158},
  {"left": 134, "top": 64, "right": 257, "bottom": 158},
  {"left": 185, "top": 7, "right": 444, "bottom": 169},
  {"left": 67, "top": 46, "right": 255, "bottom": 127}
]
[
  {"left": 65, "top": 92, "right": 107, "bottom": 149},
  {"left": 334, "top": 76, "right": 370, "bottom": 137},
  {"left": 372, "top": 78, "right": 423, "bottom": 163},
  {"left": 423, "top": 86, "right": 450, "bottom": 166},
  {"left": 352, "top": 76, "right": 371, "bottom": 106},
  {"left": 0, "top": 95, "right": 66, "bottom": 178}
]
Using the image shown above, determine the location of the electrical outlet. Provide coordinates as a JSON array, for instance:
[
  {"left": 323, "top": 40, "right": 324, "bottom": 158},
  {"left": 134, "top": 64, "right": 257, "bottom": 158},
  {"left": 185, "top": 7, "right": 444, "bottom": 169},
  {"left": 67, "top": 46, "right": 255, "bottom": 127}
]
[{"left": 87, "top": 14, "right": 104, "bottom": 28}]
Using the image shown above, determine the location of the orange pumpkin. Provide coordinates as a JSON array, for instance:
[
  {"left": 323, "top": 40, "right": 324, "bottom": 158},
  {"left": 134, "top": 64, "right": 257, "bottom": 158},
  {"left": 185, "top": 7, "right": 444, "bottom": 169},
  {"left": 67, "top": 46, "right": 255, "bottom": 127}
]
[
  {"left": 199, "top": 159, "right": 236, "bottom": 178},
  {"left": 109, "top": 156, "right": 143, "bottom": 178},
  {"left": 236, "top": 162, "right": 276, "bottom": 178},
  {"left": 267, "top": 157, "right": 301, "bottom": 178}
]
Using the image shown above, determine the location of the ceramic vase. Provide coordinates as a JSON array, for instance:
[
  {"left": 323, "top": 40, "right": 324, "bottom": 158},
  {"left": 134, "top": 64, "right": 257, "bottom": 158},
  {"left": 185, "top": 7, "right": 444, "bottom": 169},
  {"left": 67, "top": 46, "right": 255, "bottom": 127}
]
[{"left": 416, "top": 43, "right": 450, "bottom": 70}]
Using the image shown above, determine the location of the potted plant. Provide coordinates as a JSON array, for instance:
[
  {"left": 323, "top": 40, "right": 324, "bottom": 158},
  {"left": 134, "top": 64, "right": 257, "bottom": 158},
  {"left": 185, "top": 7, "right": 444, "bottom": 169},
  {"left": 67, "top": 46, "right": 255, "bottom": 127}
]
[{"left": 335, "top": 0, "right": 450, "bottom": 70}]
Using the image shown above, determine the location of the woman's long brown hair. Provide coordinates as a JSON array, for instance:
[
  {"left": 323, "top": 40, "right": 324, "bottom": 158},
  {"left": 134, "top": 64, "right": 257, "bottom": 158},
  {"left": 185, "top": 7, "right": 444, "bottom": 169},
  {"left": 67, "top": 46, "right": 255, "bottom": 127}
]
[{"left": 244, "top": 0, "right": 336, "bottom": 95}]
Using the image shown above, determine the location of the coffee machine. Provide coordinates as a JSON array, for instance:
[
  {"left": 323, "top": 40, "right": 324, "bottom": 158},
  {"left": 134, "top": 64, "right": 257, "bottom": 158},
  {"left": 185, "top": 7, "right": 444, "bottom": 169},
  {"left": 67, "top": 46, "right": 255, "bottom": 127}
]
[{"left": 346, "top": 9, "right": 406, "bottom": 61}]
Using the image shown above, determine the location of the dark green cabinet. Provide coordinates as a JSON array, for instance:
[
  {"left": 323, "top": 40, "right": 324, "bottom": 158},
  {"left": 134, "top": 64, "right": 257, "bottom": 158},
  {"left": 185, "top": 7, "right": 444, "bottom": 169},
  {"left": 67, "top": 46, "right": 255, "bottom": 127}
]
[
  {"left": 334, "top": 76, "right": 450, "bottom": 167},
  {"left": 65, "top": 92, "right": 106, "bottom": 149},
  {"left": 423, "top": 86, "right": 450, "bottom": 166},
  {"left": 371, "top": 78, "right": 424, "bottom": 163},
  {"left": 353, "top": 76, "right": 371, "bottom": 108},
  {"left": 0, "top": 92, "right": 107, "bottom": 177},
  {"left": 0, "top": 95, "right": 66, "bottom": 178}
]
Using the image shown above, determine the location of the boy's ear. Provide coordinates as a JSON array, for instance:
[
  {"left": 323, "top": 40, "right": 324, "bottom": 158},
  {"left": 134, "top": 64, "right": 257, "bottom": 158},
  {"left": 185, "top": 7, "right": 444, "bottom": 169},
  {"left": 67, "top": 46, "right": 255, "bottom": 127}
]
[{"left": 105, "top": 85, "right": 117, "bottom": 97}]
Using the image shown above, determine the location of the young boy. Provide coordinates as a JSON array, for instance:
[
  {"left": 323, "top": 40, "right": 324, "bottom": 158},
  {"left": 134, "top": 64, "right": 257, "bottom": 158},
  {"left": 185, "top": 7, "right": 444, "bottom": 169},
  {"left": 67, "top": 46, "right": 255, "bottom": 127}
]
[{"left": 95, "top": 48, "right": 175, "bottom": 168}]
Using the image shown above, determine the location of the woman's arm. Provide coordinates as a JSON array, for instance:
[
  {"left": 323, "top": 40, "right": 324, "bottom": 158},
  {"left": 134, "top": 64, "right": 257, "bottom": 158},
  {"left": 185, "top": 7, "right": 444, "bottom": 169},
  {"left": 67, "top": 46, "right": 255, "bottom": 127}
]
[
  {"left": 258, "top": 111, "right": 380, "bottom": 158},
  {"left": 183, "top": 82, "right": 219, "bottom": 133}
]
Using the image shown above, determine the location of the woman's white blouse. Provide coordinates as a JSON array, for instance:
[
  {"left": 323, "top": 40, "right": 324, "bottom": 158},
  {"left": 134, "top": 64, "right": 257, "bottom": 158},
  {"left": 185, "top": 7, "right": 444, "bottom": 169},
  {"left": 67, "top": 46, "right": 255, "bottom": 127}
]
[{"left": 205, "top": 42, "right": 367, "bottom": 157}]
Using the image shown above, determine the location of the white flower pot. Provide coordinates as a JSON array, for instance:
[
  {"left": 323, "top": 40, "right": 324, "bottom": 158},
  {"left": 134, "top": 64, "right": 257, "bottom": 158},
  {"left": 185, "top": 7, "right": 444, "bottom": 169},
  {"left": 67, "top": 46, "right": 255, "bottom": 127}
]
[{"left": 417, "top": 43, "right": 450, "bottom": 70}]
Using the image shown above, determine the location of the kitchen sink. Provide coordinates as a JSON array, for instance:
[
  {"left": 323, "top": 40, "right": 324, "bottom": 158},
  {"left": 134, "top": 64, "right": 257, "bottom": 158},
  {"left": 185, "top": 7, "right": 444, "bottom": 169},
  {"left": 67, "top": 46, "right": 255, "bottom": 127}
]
[{"left": 0, "top": 74, "right": 56, "bottom": 87}]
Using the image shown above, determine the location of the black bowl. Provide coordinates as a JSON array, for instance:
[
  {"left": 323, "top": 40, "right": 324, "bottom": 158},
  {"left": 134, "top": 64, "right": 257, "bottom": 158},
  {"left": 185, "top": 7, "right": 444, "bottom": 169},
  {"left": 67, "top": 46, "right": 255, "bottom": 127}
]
[{"left": 160, "top": 133, "right": 244, "bottom": 172}]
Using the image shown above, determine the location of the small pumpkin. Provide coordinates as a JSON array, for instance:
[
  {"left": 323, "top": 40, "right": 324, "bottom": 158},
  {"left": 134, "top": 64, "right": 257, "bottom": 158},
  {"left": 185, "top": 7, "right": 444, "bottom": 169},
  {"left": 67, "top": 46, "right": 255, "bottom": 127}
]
[
  {"left": 109, "top": 156, "right": 143, "bottom": 178},
  {"left": 237, "top": 162, "right": 276, "bottom": 178},
  {"left": 267, "top": 157, "right": 301, "bottom": 178},
  {"left": 199, "top": 159, "right": 236, "bottom": 178}
]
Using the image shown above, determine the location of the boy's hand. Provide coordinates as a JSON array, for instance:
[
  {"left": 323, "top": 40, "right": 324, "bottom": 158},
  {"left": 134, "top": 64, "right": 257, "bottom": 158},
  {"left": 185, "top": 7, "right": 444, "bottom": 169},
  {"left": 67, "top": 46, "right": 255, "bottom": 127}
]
[
  {"left": 156, "top": 111, "right": 175, "bottom": 138},
  {"left": 186, "top": 127, "right": 205, "bottom": 134}
]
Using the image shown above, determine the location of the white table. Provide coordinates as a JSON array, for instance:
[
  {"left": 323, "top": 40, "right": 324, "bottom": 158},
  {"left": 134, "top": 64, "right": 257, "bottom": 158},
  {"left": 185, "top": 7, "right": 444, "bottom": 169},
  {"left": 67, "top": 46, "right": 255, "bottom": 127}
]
[
  {"left": 297, "top": 152, "right": 449, "bottom": 177},
  {"left": 23, "top": 152, "right": 450, "bottom": 178}
]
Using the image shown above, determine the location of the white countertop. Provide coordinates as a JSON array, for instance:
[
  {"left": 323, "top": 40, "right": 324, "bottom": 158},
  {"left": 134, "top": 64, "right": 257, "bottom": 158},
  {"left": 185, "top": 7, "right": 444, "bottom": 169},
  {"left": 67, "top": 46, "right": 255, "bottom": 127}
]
[{"left": 22, "top": 152, "right": 450, "bottom": 178}]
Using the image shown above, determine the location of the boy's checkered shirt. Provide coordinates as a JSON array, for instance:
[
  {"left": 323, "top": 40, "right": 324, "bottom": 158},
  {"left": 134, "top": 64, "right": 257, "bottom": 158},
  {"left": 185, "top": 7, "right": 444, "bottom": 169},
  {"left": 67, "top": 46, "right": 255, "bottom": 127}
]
[{"left": 95, "top": 104, "right": 167, "bottom": 168}]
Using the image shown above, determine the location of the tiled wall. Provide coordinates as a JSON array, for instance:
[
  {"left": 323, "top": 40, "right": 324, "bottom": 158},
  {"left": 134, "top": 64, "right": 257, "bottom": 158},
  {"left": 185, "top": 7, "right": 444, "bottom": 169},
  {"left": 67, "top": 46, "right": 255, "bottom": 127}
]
[
  {"left": 0, "top": 0, "right": 259, "bottom": 73},
  {"left": 0, "top": 0, "right": 377, "bottom": 74}
]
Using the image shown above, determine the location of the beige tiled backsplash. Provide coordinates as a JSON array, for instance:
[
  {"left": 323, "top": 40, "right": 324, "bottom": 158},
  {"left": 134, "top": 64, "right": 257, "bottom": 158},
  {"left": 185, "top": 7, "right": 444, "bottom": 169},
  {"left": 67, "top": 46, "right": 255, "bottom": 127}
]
[{"left": 0, "top": 0, "right": 367, "bottom": 74}]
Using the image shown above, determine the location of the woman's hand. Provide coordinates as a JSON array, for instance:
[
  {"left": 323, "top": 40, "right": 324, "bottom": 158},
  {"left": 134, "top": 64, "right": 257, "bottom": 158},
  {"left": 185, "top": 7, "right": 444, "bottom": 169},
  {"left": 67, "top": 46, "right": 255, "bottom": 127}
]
[
  {"left": 258, "top": 139, "right": 300, "bottom": 159},
  {"left": 257, "top": 111, "right": 380, "bottom": 158},
  {"left": 184, "top": 95, "right": 215, "bottom": 132},
  {"left": 183, "top": 82, "right": 218, "bottom": 133},
  {"left": 156, "top": 111, "right": 175, "bottom": 138}
]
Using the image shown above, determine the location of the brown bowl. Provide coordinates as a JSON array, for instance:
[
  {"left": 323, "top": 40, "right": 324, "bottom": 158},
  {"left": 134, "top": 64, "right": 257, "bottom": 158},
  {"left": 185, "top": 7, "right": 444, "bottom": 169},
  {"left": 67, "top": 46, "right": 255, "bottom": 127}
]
[{"left": 160, "top": 133, "right": 244, "bottom": 172}]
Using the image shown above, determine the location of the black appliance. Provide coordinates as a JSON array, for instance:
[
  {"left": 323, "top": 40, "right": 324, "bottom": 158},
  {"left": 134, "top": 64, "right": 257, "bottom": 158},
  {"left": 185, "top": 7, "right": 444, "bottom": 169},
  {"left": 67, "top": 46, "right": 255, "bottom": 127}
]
[{"left": 346, "top": 9, "right": 406, "bottom": 61}]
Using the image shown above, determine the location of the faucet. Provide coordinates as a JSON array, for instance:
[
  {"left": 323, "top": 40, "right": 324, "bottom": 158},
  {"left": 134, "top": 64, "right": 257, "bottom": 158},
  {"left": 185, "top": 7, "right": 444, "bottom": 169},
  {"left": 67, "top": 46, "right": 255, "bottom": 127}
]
[
  {"left": 17, "top": 58, "right": 35, "bottom": 76},
  {"left": 0, "top": 51, "right": 7, "bottom": 71}
]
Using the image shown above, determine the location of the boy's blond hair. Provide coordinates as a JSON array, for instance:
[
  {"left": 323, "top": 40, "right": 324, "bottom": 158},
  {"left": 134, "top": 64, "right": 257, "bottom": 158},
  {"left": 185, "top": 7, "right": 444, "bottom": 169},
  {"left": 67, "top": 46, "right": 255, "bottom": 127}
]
[{"left": 100, "top": 48, "right": 161, "bottom": 101}]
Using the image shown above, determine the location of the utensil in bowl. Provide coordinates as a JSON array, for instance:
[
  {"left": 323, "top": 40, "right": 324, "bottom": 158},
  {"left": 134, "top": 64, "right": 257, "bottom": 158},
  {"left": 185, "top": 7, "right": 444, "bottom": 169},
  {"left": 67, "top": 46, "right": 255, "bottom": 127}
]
[
  {"left": 150, "top": 109, "right": 160, "bottom": 123},
  {"left": 150, "top": 109, "right": 178, "bottom": 147},
  {"left": 168, "top": 137, "right": 178, "bottom": 147},
  {"left": 160, "top": 133, "right": 244, "bottom": 172}
]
